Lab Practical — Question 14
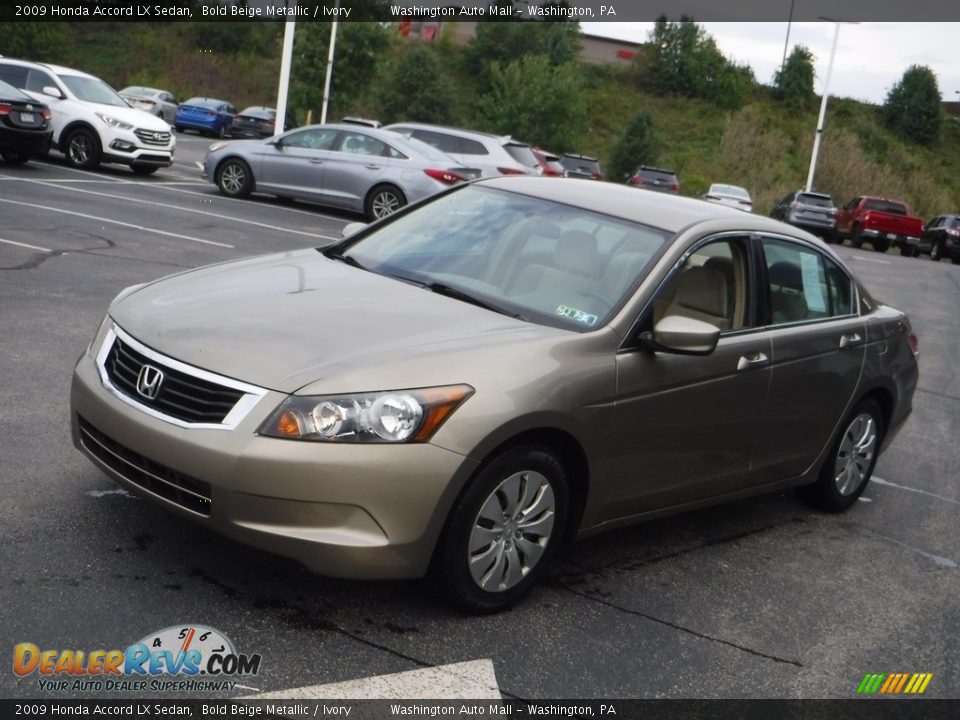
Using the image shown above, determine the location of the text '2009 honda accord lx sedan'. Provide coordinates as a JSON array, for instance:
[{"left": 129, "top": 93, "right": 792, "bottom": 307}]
[{"left": 71, "top": 177, "right": 918, "bottom": 612}]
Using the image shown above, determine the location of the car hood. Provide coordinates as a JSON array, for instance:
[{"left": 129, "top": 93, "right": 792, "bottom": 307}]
[
  {"left": 90, "top": 103, "right": 170, "bottom": 130},
  {"left": 109, "top": 249, "right": 558, "bottom": 393}
]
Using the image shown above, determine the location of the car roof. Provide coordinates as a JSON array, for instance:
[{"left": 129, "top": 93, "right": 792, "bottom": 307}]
[
  {"left": 384, "top": 122, "right": 515, "bottom": 144},
  {"left": 0, "top": 57, "right": 96, "bottom": 79},
  {"left": 797, "top": 190, "right": 833, "bottom": 199},
  {"left": 475, "top": 176, "right": 796, "bottom": 235}
]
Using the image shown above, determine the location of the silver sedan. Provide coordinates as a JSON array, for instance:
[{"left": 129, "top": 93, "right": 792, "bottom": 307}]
[
  {"left": 119, "top": 86, "right": 179, "bottom": 124},
  {"left": 201, "top": 124, "right": 479, "bottom": 220}
]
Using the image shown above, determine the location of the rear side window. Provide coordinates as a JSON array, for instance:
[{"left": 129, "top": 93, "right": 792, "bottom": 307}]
[
  {"left": 504, "top": 144, "right": 538, "bottom": 169},
  {"left": 762, "top": 238, "right": 853, "bottom": 324},
  {"left": 338, "top": 131, "right": 388, "bottom": 157},
  {"left": 0, "top": 64, "right": 29, "bottom": 88},
  {"left": 412, "top": 130, "right": 462, "bottom": 155},
  {"left": 460, "top": 138, "right": 489, "bottom": 156}
]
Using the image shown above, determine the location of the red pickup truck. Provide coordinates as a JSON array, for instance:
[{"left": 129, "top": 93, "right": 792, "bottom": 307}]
[{"left": 836, "top": 196, "right": 923, "bottom": 254}]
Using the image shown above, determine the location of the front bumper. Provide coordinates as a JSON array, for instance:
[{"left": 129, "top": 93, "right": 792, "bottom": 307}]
[
  {"left": 96, "top": 125, "right": 175, "bottom": 168},
  {"left": 70, "top": 344, "right": 478, "bottom": 579}
]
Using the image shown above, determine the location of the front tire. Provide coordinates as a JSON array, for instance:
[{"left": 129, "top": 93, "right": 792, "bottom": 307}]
[
  {"left": 365, "top": 184, "right": 406, "bottom": 221},
  {"left": 799, "top": 398, "right": 884, "bottom": 513},
  {"left": 64, "top": 128, "right": 102, "bottom": 170},
  {"left": 216, "top": 158, "right": 253, "bottom": 198},
  {"left": 432, "top": 446, "right": 569, "bottom": 613},
  {"left": 930, "top": 242, "right": 942, "bottom": 262}
]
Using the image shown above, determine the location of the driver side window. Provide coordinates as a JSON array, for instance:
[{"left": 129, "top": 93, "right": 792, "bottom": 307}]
[{"left": 282, "top": 128, "right": 338, "bottom": 150}]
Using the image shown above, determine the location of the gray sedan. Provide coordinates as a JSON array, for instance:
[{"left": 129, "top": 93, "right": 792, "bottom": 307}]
[
  {"left": 201, "top": 124, "right": 478, "bottom": 220},
  {"left": 118, "top": 86, "right": 178, "bottom": 123},
  {"left": 71, "top": 178, "right": 918, "bottom": 612}
]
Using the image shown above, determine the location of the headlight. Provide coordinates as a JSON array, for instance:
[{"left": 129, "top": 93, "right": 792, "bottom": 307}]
[
  {"left": 260, "top": 385, "right": 474, "bottom": 443},
  {"left": 209, "top": 141, "right": 229, "bottom": 152},
  {"left": 95, "top": 113, "right": 134, "bottom": 131}
]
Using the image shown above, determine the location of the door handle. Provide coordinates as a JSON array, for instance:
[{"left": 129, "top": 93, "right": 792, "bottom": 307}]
[
  {"left": 364, "top": 164, "right": 381, "bottom": 170},
  {"left": 839, "top": 332, "right": 862, "bottom": 349},
  {"left": 309, "top": 159, "right": 324, "bottom": 165},
  {"left": 737, "top": 352, "right": 769, "bottom": 371}
]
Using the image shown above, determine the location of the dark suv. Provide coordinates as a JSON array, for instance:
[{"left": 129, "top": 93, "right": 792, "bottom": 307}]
[
  {"left": 559, "top": 153, "right": 602, "bottom": 180},
  {"left": 917, "top": 215, "right": 960, "bottom": 263},
  {"left": 770, "top": 190, "right": 838, "bottom": 242},
  {"left": 628, "top": 165, "right": 680, "bottom": 193}
]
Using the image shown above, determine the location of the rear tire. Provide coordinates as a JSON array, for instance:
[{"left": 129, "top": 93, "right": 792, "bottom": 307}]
[
  {"left": 216, "top": 158, "right": 253, "bottom": 198},
  {"left": 799, "top": 398, "right": 884, "bottom": 513},
  {"left": 872, "top": 238, "right": 890, "bottom": 254},
  {"left": 365, "top": 184, "right": 406, "bottom": 221},
  {"left": 1, "top": 151, "right": 30, "bottom": 165},
  {"left": 64, "top": 127, "right": 102, "bottom": 170},
  {"left": 431, "top": 445, "right": 569, "bottom": 613},
  {"left": 849, "top": 225, "right": 863, "bottom": 249}
]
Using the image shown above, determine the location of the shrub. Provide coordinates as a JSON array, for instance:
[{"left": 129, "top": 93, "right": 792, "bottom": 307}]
[
  {"left": 373, "top": 42, "right": 455, "bottom": 125},
  {"left": 773, "top": 46, "right": 815, "bottom": 109},
  {"left": 608, "top": 111, "right": 659, "bottom": 181},
  {"left": 883, "top": 65, "right": 943, "bottom": 145}
]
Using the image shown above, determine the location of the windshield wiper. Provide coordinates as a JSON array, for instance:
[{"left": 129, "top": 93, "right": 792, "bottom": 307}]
[
  {"left": 325, "top": 250, "right": 367, "bottom": 271},
  {"left": 423, "top": 281, "right": 526, "bottom": 320}
]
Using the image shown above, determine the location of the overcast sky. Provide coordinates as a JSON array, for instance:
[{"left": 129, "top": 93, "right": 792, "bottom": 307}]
[{"left": 580, "top": 22, "right": 960, "bottom": 105}]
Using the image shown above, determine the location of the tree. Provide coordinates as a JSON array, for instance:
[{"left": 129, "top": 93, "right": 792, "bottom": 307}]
[
  {"left": 373, "top": 42, "right": 455, "bottom": 125},
  {"left": 883, "top": 65, "right": 943, "bottom": 145},
  {"left": 474, "top": 54, "right": 585, "bottom": 151},
  {"left": 608, "top": 111, "right": 660, "bottom": 181},
  {"left": 773, "top": 46, "right": 816, "bottom": 108},
  {"left": 291, "top": 22, "right": 393, "bottom": 121},
  {"left": 646, "top": 17, "right": 753, "bottom": 109},
  {"left": 464, "top": 19, "right": 581, "bottom": 90},
  {"left": 0, "top": 22, "right": 71, "bottom": 62}
]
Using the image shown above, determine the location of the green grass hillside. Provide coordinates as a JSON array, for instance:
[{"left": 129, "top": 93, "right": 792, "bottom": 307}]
[{"left": 14, "top": 22, "right": 960, "bottom": 219}]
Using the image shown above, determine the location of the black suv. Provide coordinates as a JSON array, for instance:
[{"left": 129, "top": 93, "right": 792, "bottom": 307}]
[
  {"left": 770, "top": 190, "right": 838, "bottom": 242},
  {"left": 917, "top": 215, "right": 960, "bottom": 263},
  {"left": 559, "top": 153, "right": 602, "bottom": 180},
  {"left": 628, "top": 165, "right": 680, "bottom": 193}
]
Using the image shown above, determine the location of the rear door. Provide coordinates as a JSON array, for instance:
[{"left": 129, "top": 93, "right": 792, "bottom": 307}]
[
  {"left": 751, "top": 236, "right": 865, "bottom": 483},
  {"left": 320, "top": 130, "right": 392, "bottom": 210}
]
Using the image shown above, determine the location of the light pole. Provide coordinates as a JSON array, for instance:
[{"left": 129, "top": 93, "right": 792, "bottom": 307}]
[
  {"left": 320, "top": 0, "right": 341, "bottom": 124},
  {"left": 805, "top": 18, "right": 858, "bottom": 193},
  {"left": 780, "top": 0, "right": 796, "bottom": 76}
]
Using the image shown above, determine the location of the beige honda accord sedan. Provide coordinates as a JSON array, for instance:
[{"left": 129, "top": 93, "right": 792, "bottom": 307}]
[{"left": 71, "top": 177, "right": 918, "bottom": 612}]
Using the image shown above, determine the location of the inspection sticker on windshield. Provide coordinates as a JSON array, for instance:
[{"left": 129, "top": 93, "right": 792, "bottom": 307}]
[{"left": 556, "top": 304, "right": 599, "bottom": 326}]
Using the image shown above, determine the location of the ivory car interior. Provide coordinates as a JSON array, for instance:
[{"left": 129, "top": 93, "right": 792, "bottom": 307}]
[{"left": 71, "top": 177, "right": 918, "bottom": 612}]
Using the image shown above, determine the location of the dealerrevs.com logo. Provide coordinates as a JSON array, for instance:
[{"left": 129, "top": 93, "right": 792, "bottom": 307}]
[{"left": 13, "top": 625, "right": 262, "bottom": 693}]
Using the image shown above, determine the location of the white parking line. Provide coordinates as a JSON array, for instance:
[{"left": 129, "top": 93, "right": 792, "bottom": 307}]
[
  {"left": 872, "top": 476, "right": 960, "bottom": 506},
  {"left": 249, "top": 659, "right": 501, "bottom": 700},
  {"left": 0, "top": 197, "right": 234, "bottom": 248},
  {"left": 849, "top": 256, "right": 891, "bottom": 265},
  {"left": 153, "top": 183, "right": 353, "bottom": 224},
  {"left": 0, "top": 237, "right": 52, "bottom": 253},
  {"left": 0, "top": 175, "right": 338, "bottom": 241}
]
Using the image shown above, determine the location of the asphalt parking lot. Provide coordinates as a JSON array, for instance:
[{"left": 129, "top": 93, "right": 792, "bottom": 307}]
[{"left": 1, "top": 137, "right": 957, "bottom": 700}]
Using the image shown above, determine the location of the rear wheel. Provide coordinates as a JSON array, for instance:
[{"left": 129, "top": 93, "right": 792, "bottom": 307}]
[
  {"left": 216, "top": 158, "right": 253, "bottom": 198},
  {"left": 64, "top": 128, "right": 101, "bottom": 170},
  {"left": 365, "top": 184, "right": 406, "bottom": 221},
  {"left": 799, "top": 398, "right": 883, "bottom": 513},
  {"left": 1, "top": 151, "right": 30, "bottom": 165},
  {"left": 849, "top": 225, "right": 863, "bottom": 248},
  {"left": 872, "top": 237, "right": 890, "bottom": 254},
  {"left": 432, "top": 445, "right": 568, "bottom": 613}
]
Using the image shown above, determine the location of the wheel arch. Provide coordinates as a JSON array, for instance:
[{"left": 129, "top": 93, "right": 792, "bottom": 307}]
[
  {"left": 57, "top": 120, "right": 100, "bottom": 153},
  {"left": 214, "top": 155, "right": 256, "bottom": 193},
  {"left": 364, "top": 182, "right": 406, "bottom": 218}
]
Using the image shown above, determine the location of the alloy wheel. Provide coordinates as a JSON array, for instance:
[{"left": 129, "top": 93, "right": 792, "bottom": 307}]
[
  {"left": 833, "top": 413, "right": 878, "bottom": 496},
  {"left": 467, "top": 470, "right": 556, "bottom": 592},
  {"left": 69, "top": 134, "right": 92, "bottom": 165},
  {"left": 371, "top": 191, "right": 401, "bottom": 218},
  {"left": 220, "top": 163, "right": 245, "bottom": 195}
]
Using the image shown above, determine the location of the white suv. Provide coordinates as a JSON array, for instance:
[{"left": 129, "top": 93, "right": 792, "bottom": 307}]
[
  {"left": 0, "top": 58, "right": 174, "bottom": 174},
  {"left": 384, "top": 123, "right": 538, "bottom": 178}
]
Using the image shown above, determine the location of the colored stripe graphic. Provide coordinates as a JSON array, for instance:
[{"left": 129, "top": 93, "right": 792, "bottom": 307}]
[{"left": 857, "top": 672, "right": 932, "bottom": 694}]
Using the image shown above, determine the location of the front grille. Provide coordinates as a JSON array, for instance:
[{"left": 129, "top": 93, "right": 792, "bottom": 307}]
[
  {"left": 134, "top": 128, "right": 171, "bottom": 146},
  {"left": 78, "top": 416, "right": 212, "bottom": 516},
  {"left": 104, "top": 335, "right": 245, "bottom": 424}
]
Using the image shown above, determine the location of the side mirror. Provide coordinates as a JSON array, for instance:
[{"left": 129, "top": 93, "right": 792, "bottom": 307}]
[
  {"left": 341, "top": 222, "right": 367, "bottom": 239},
  {"left": 42, "top": 86, "right": 63, "bottom": 99},
  {"left": 640, "top": 315, "right": 721, "bottom": 356}
]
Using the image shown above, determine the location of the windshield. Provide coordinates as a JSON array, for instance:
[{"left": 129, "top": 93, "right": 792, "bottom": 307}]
[
  {"left": 338, "top": 186, "right": 669, "bottom": 331},
  {"left": 59, "top": 75, "right": 127, "bottom": 107}
]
